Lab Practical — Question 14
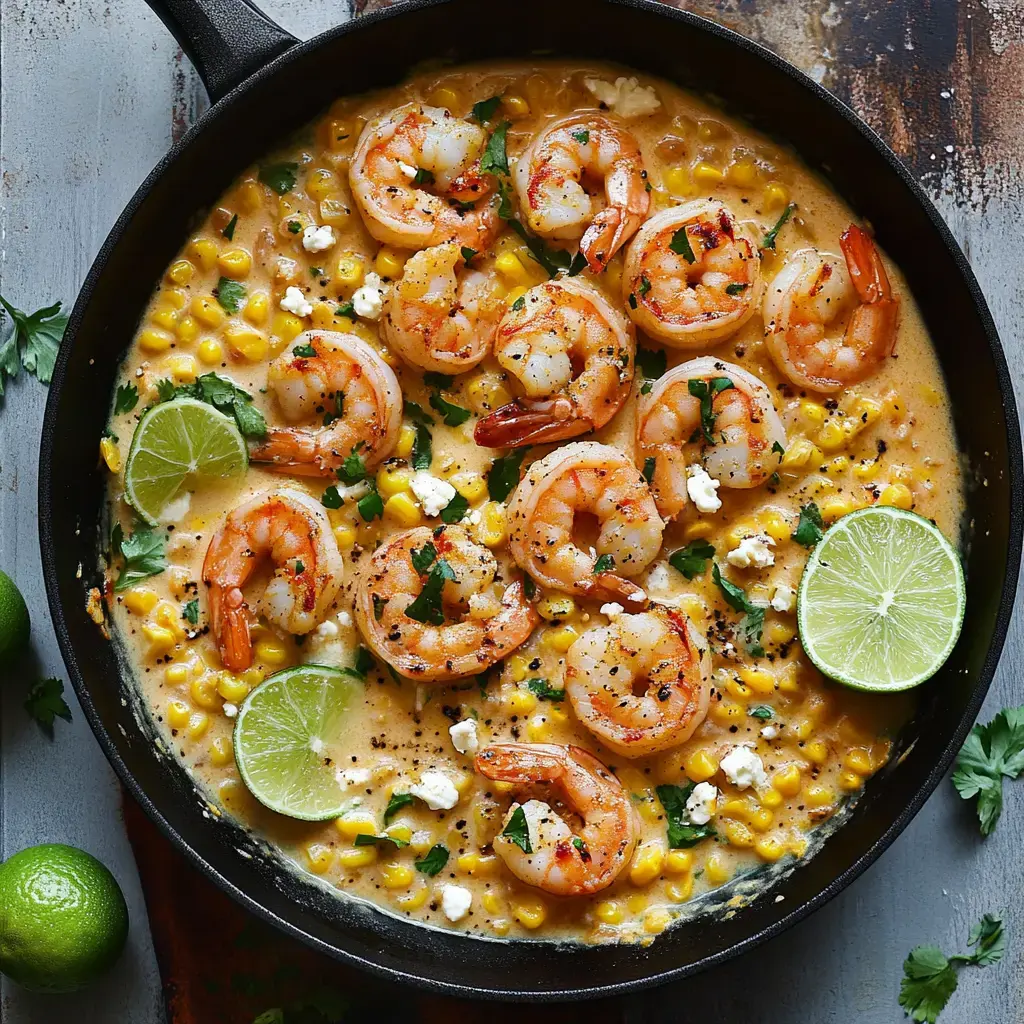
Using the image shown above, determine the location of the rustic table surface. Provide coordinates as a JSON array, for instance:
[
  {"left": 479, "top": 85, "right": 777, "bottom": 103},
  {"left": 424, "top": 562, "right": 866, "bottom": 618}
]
[{"left": 1, "top": 0, "right": 1022, "bottom": 1020}]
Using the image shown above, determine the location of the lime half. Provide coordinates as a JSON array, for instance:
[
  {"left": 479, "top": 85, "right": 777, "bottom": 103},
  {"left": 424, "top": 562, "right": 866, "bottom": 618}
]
[
  {"left": 797, "top": 507, "right": 965, "bottom": 692},
  {"left": 233, "top": 665, "right": 364, "bottom": 820},
  {"left": 124, "top": 398, "right": 247, "bottom": 525}
]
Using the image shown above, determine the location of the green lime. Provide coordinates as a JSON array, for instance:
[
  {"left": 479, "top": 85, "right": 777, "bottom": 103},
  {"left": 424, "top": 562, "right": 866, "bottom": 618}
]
[
  {"left": 124, "top": 397, "right": 247, "bottom": 525},
  {"left": 234, "top": 665, "right": 365, "bottom": 820},
  {"left": 0, "top": 569, "right": 30, "bottom": 666},
  {"left": 797, "top": 506, "right": 965, "bottom": 692},
  {"left": 0, "top": 843, "right": 129, "bottom": 993}
]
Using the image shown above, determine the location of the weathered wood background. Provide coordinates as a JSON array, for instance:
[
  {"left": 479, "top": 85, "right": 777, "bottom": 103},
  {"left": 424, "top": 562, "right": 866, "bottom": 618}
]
[{"left": 2, "top": 1, "right": 1022, "bottom": 1021}]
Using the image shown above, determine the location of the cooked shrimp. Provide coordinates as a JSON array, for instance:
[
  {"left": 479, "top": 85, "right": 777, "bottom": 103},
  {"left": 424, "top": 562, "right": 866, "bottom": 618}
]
[
  {"left": 565, "top": 607, "right": 711, "bottom": 758},
  {"left": 249, "top": 330, "right": 402, "bottom": 478},
  {"left": 513, "top": 114, "right": 650, "bottom": 272},
  {"left": 202, "top": 488, "right": 343, "bottom": 673},
  {"left": 473, "top": 278, "right": 634, "bottom": 447},
  {"left": 474, "top": 743, "right": 638, "bottom": 896},
  {"left": 622, "top": 200, "right": 764, "bottom": 347},
  {"left": 381, "top": 242, "right": 504, "bottom": 374},
  {"left": 762, "top": 224, "right": 899, "bottom": 392},
  {"left": 506, "top": 441, "right": 664, "bottom": 604},
  {"left": 352, "top": 525, "right": 538, "bottom": 681},
  {"left": 636, "top": 357, "right": 787, "bottom": 520},
  {"left": 349, "top": 103, "right": 501, "bottom": 251}
]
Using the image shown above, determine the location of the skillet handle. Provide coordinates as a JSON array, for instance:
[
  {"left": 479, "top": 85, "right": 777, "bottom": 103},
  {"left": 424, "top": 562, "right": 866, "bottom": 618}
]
[{"left": 143, "top": 0, "right": 298, "bottom": 103}]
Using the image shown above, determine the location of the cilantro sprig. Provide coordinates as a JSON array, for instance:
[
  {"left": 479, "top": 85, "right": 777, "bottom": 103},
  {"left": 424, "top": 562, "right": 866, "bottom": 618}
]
[
  {"left": 952, "top": 705, "right": 1024, "bottom": 835},
  {"left": 0, "top": 294, "right": 68, "bottom": 396},
  {"left": 669, "top": 540, "right": 715, "bottom": 580},
  {"left": 404, "top": 559, "right": 456, "bottom": 625},
  {"left": 712, "top": 563, "right": 765, "bottom": 656},
  {"left": 487, "top": 447, "right": 528, "bottom": 502},
  {"left": 113, "top": 525, "right": 167, "bottom": 591},
  {"left": 792, "top": 502, "right": 825, "bottom": 547},
  {"left": 762, "top": 203, "right": 796, "bottom": 252},
  {"left": 688, "top": 376, "right": 734, "bottom": 444},
  {"left": 24, "top": 677, "right": 73, "bottom": 736},
  {"left": 526, "top": 678, "right": 566, "bottom": 703},
  {"left": 656, "top": 782, "right": 716, "bottom": 848},
  {"left": 156, "top": 371, "right": 267, "bottom": 439},
  {"left": 500, "top": 805, "right": 532, "bottom": 853},
  {"left": 414, "top": 844, "right": 450, "bottom": 876}
]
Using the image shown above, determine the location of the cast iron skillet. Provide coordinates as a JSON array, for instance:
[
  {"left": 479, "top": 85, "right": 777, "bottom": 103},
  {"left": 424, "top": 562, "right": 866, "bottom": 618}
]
[{"left": 39, "top": 0, "right": 1023, "bottom": 1001}]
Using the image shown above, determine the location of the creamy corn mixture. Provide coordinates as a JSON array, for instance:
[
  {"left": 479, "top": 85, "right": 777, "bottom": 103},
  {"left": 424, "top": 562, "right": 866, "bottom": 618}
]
[{"left": 100, "top": 61, "right": 962, "bottom": 944}]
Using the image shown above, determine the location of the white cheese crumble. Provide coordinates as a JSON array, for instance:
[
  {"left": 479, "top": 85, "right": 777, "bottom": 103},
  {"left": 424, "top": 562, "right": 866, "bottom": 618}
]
[
  {"left": 584, "top": 77, "right": 662, "bottom": 118},
  {"left": 397, "top": 160, "right": 418, "bottom": 180},
  {"left": 600, "top": 602, "right": 625, "bottom": 619},
  {"left": 158, "top": 491, "right": 192, "bottom": 525},
  {"left": 761, "top": 724, "right": 779, "bottom": 740},
  {"left": 646, "top": 562, "right": 671, "bottom": 595},
  {"left": 441, "top": 884, "right": 472, "bottom": 922},
  {"left": 409, "top": 770, "right": 459, "bottom": 811},
  {"left": 449, "top": 719, "right": 479, "bottom": 756},
  {"left": 771, "top": 584, "right": 797, "bottom": 613},
  {"left": 351, "top": 271, "right": 386, "bottom": 320},
  {"left": 315, "top": 619, "right": 339, "bottom": 640},
  {"left": 337, "top": 610, "right": 353, "bottom": 628},
  {"left": 301, "top": 224, "right": 336, "bottom": 253},
  {"left": 721, "top": 745, "right": 770, "bottom": 790},
  {"left": 685, "top": 782, "right": 718, "bottom": 825},
  {"left": 335, "top": 767, "right": 371, "bottom": 788},
  {"left": 280, "top": 286, "right": 313, "bottom": 317},
  {"left": 222, "top": 703, "right": 238, "bottom": 718},
  {"left": 686, "top": 464, "right": 722, "bottom": 513},
  {"left": 410, "top": 472, "right": 457, "bottom": 517},
  {"left": 727, "top": 534, "right": 775, "bottom": 569}
]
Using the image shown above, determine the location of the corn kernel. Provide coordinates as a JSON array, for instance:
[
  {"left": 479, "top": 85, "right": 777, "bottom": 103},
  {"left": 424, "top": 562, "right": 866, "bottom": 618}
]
[
  {"left": 692, "top": 161, "right": 725, "bottom": 187},
  {"left": 98, "top": 435, "right": 121, "bottom": 473},
  {"left": 629, "top": 842, "right": 666, "bottom": 886},
  {"left": 326, "top": 119, "right": 354, "bottom": 152},
  {"left": 760, "top": 787, "right": 784, "bottom": 809},
  {"left": 395, "top": 883, "right": 429, "bottom": 910},
  {"left": 735, "top": 667, "right": 774, "bottom": 696},
  {"left": 505, "top": 285, "right": 529, "bottom": 307},
  {"left": 837, "top": 770, "right": 862, "bottom": 792},
  {"left": 191, "top": 294, "right": 226, "bottom": 329},
  {"left": 793, "top": 717, "right": 814, "bottom": 741},
  {"left": 503, "top": 93, "right": 530, "bottom": 117},
  {"left": 270, "top": 312, "right": 303, "bottom": 349},
  {"left": 764, "top": 621, "right": 796, "bottom": 647},
  {"left": 167, "top": 259, "right": 195, "bottom": 286},
  {"left": 804, "top": 740, "right": 829, "bottom": 766},
  {"left": 594, "top": 899, "right": 624, "bottom": 925},
  {"left": 450, "top": 472, "right": 487, "bottom": 502},
  {"left": 375, "top": 248, "right": 405, "bottom": 279},
  {"left": 384, "top": 492, "right": 423, "bottom": 528},
  {"left": 167, "top": 700, "right": 191, "bottom": 730},
  {"left": 196, "top": 340, "right": 224, "bottom": 366},
  {"left": 395, "top": 423, "right": 416, "bottom": 459},
  {"left": 662, "top": 166, "right": 690, "bottom": 195},
  {"left": 218, "top": 247, "right": 252, "bottom": 279},
  {"left": 335, "top": 815, "right": 378, "bottom": 840},
  {"left": 805, "top": 784, "right": 834, "bottom": 808},
  {"left": 457, "top": 853, "right": 498, "bottom": 877},
  {"left": 138, "top": 327, "right": 174, "bottom": 354},
  {"left": 164, "top": 663, "right": 189, "bottom": 686},
  {"left": 216, "top": 673, "right": 250, "bottom": 703},
  {"left": 334, "top": 252, "right": 365, "bottom": 288},
  {"left": 781, "top": 438, "right": 820, "bottom": 470},
  {"left": 209, "top": 735, "right": 233, "bottom": 767},
  {"left": 843, "top": 748, "right": 872, "bottom": 774},
  {"left": 428, "top": 86, "right": 459, "bottom": 109},
  {"left": 190, "top": 675, "right": 221, "bottom": 711},
  {"left": 495, "top": 250, "right": 530, "bottom": 284},
  {"left": 544, "top": 626, "right": 579, "bottom": 654},
  {"left": 223, "top": 323, "right": 268, "bottom": 362},
  {"left": 820, "top": 496, "right": 853, "bottom": 522},
  {"left": 682, "top": 521, "right": 714, "bottom": 543},
  {"left": 626, "top": 894, "right": 646, "bottom": 914},
  {"left": 338, "top": 846, "right": 377, "bottom": 869},
  {"left": 705, "top": 853, "right": 731, "bottom": 885},
  {"left": 473, "top": 501, "right": 507, "bottom": 547},
  {"left": 242, "top": 292, "right": 269, "bottom": 326},
  {"left": 814, "top": 420, "right": 845, "bottom": 452},
  {"left": 377, "top": 464, "right": 413, "bottom": 498},
  {"left": 773, "top": 764, "right": 802, "bottom": 796},
  {"left": 306, "top": 167, "right": 339, "bottom": 201},
  {"left": 409, "top": 830, "right": 435, "bottom": 855},
  {"left": 165, "top": 353, "right": 197, "bottom": 384},
  {"left": 526, "top": 714, "right": 550, "bottom": 743},
  {"left": 879, "top": 483, "right": 913, "bottom": 510},
  {"left": 511, "top": 896, "right": 548, "bottom": 929},
  {"left": 505, "top": 689, "right": 537, "bottom": 716},
  {"left": 665, "top": 850, "right": 693, "bottom": 875},
  {"left": 186, "top": 712, "right": 210, "bottom": 739},
  {"left": 726, "top": 158, "right": 759, "bottom": 188},
  {"left": 537, "top": 595, "right": 576, "bottom": 621},
  {"left": 333, "top": 524, "right": 357, "bottom": 550},
  {"left": 684, "top": 749, "right": 719, "bottom": 782},
  {"left": 380, "top": 862, "right": 414, "bottom": 889},
  {"left": 319, "top": 198, "right": 349, "bottom": 227},
  {"left": 466, "top": 373, "right": 512, "bottom": 414},
  {"left": 254, "top": 638, "right": 289, "bottom": 666},
  {"left": 664, "top": 875, "right": 693, "bottom": 903},
  {"left": 151, "top": 306, "right": 179, "bottom": 332},
  {"left": 721, "top": 818, "right": 754, "bottom": 848},
  {"left": 142, "top": 622, "right": 177, "bottom": 655},
  {"left": 644, "top": 908, "right": 672, "bottom": 935},
  {"left": 187, "top": 237, "right": 219, "bottom": 271},
  {"left": 751, "top": 835, "right": 785, "bottom": 862},
  {"left": 237, "top": 179, "right": 262, "bottom": 211},
  {"left": 303, "top": 843, "right": 334, "bottom": 874},
  {"left": 757, "top": 509, "right": 790, "bottom": 542},
  {"left": 763, "top": 182, "right": 790, "bottom": 209},
  {"left": 711, "top": 700, "right": 743, "bottom": 725}
]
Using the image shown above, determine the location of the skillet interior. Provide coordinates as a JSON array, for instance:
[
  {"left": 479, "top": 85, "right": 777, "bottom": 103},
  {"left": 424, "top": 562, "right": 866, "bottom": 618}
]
[{"left": 39, "top": 0, "right": 1022, "bottom": 1000}]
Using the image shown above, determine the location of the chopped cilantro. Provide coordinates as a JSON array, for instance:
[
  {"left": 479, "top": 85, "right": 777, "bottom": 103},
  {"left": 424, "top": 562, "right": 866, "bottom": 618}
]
[
  {"left": 762, "top": 203, "right": 796, "bottom": 251},
  {"left": 642, "top": 456, "right": 656, "bottom": 484},
  {"left": 423, "top": 371, "right": 455, "bottom": 389},
  {"left": 222, "top": 213, "right": 238, "bottom": 240},
  {"left": 216, "top": 277, "right": 246, "bottom": 313},
  {"left": 114, "top": 527, "right": 167, "bottom": 591},
  {"left": 335, "top": 301, "right": 357, "bottom": 320},
  {"left": 414, "top": 844, "right": 450, "bottom": 876},
  {"left": 182, "top": 599, "right": 199, "bottom": 626},
  {"left": 292, "top": 343, "right": 317, "bottom": 358},
  {"left": 487, "top": 447, "right": 528, "bottom": 501},
  {"left": 258, "top": 161, "right": 298, "bottom": 195},
  {"left": 321, "top": 485, "right": 342, "bottom": 510},
  {"left": 410, "top": 542, "right": 438, "bottom": 575},
  {"left": 725, "top": 282, "right": 748, "bottom": 296},
  {"left": 571, "top": 129, "right": 590, "bottom": 144},
  {"left": 567, "top": 250, "right": 588, "bottom": 276},
  {"left": 669, "top": 225, "right": 696, "bottom": 262},
  {"left": 500, "top": 805, "right": 532, "bottom": 853},
  {"left": 470, "top": 95, "right": 502, "bottom": 124},
  {"left": 383, "top": 792, "right": 414, "bottom": 824},
  {"left": 480, "top": 120, "right": 510, "bottom": 176},
  {"left": 354, "top": 832, "right": 410, "bottom": 849},
  {"left": 404, "top": 559, "right": 456, "bottom": 625},
  {"left": 687, "top": 376, "right": 735, "bottom": 444},
  {"left": 357, "top": 483, "right": 384, "bottom": 522},
  {"left": 669, "top": 540, "right": 715, "bottom": 580},
  {"left": 638, "top": 274, "right": 652, "bottom": 296},
  {"left": 461, "top": 246, "right": 478, "bottom": 264},
  {"left": 114, "top": 382, "right": 139, "bottom": 415},
  {"left": 440, "top": 492, "right": 469, "bottom": 525},
  {"left": 749, "top": 704, "right": 774, "bottom": 720},
  {"left": 526, "top": 678, "right": 566, "bottom": 703},
  {"left": 411, "top": 422, "right": 432, "bottom": 470},
  {"left": 593, "top": 553, "right": 615, "bottom": 574},
  {"left": 711, "top": 563, "right": 765, "bottom": 656},
  {"left": 287, "top": 220, "right": 302, "bottom": 234},
  {"left": 512, "top": 294, "right": 526, "bottom": 312},
  {"left": 337, "top": 450, "right": 366, "bottom": 485},
  {"left": 412, "top": 168, "right": 435, "bottom": 186},
  {"left": 429, "top": 390, "right": 471, "bottom": 427},
  {"left": 155, "top": 371, "right": 267, "bottom": 440},
  {"left": 656, "top": 783, "right": 716, "bottom": 848},
  {"left": 792, "top": 502, "right": 825, "bottom": 547}
]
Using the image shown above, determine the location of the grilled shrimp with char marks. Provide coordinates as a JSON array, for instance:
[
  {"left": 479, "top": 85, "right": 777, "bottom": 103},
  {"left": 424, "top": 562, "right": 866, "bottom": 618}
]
[{"left": 475, "top": 742, "right": 639, "bottom": 896}]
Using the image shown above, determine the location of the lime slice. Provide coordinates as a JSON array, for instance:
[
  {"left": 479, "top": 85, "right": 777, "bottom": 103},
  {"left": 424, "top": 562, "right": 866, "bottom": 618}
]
[
  {"left": 124, "top": 398, "right": 247, "bottom": 525},
  {"left": 797, "top": 507, "right": 965, "bottom": 691},
  {"left": 233, "top": 665, "right": 364, "bottom": 820}
]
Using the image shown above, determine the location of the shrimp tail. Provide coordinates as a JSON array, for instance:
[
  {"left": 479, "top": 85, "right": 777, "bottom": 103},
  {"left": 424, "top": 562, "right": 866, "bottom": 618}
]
[
  {"left": 250, "top": 429, "right": 332, "bottom": 477},
  {"left": 580, "top": 208, "right": 626, "bottom": 273},
  {"left": 210, "top": 585, "right": 254, "bottom": 672},
  {"left": 840, "top": 225, "right": 899, "bottom": 359},
  {"left": 475, "top": 743, "right": 566, "bottom": 783},
  {"left": 474, "top": 398, "right": 590, "bottom": 448},
  {"left": 587, "top": 572, "right": 647, "bottom": 606}
]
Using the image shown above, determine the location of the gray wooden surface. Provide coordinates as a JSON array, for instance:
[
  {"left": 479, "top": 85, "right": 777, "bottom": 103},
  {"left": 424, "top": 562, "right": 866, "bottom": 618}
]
[{"left": 1, "top": 0, "right": 1021, "bottom": 1021}]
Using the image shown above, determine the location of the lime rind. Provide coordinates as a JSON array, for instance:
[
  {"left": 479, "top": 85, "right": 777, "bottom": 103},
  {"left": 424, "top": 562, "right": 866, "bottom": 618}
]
[
  {"left": 797, "top": 507, "right": 966, "bottom": 692},
  {"left": 233, "top": 665, "right": 363, "bottom": 821},
  {"left": 124, "top": 397, "right": 247, "bottom": 525}
]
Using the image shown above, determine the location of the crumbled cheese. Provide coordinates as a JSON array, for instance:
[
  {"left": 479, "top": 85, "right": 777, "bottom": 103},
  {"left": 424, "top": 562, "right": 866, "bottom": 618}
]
[
  {"left": 336, "top": 480, "right": 370, "bottom": 501},
  {"left": 397, "top": 160, "right": 418, "bottom": 180},
  {"left": 686, "top": 464, "right": 722, "bottom": 513},
  {"left": 409, "top": 770, "right": 459, "bottom": 810},
  {"left": 449, "top": 719, "right": 479, "bottom": 756},
  {"left": 351, "top": 271, "right": 386, "bottom": 320},
  {"left": 646, "top": 562, "right": 671, "bottom": 595},
  {"left": 337, "top": 610, "right": 353, "bottom": 628},
  {"left": 158, "top": 491, "right": 192, "bottom": 525},
  {"left": 721, "top": 745, "right": 769, "bottom": 790},
  {"left": 685, "top": 782, "right": 718, "bottom": 825},
  {"left": 222, "top": 703, "right": 238, "bottom": 718},
  {"left": 771, "top": 584, "right": 797, "bottom": 613},
  {"left": 410, "top": 472, "right": 457, "bottom": 517},
  {"left": 626, "top": 589, "right": 646, "bottom": 604},
  {"left": 301, "top": 224, "right": 336, "bottom": 253},
  {"left": 441, "top": 884, "right": 472, "bottom": 922},
  {"left": 335, "top": 767, "right": 371, "bottom": 788},
  {"left": 600, "top": 602, "right": 625, "bottom": 619},
  {"left": 584, "top": 76, "right": 662, "bottom": 118},
  {"left": 761, "top": 724, "right": 779, "bottom": 740},
  {"left": 315, "top": 619, "right": 340, "bottom": 640},
  {"left": 280, "top": 286, "right": 313, "bottom": 317},
  {"left": 727, "top": 534, "right": 775, "bottom": 570}
]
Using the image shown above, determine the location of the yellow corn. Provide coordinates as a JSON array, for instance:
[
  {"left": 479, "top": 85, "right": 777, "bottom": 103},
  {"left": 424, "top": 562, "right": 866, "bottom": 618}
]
[
  {"left": 375, "top": 248, "right": 405, "bottom": 279},
  {"left": 644, "top": 908, "right": 672, "bottom": 935},
  {"left": 594, "top": 900, "right": 624, "bottom": 925},
  {"left": 167, "top": 259, "right": 195, "bottom": 286},
  {"left": 692, "top": 161, "right": 725, "bottom": 187},
  {"left": 396, "top": 883, "right": 430, "bottom": 910},
  {"left": 335, "top": 815, "right": 378, "bottom": 840},
  {"left": 737, "top": 667, "right": 775, "bottom": 695},
  {"left": 187, "top": 712, "right": 210, "bottom": 740},
  {"left": 764, "top": 621, "right": 796, "bottom": 646},
  {"left": 473, "top": 501, "right": 507, "bottom": 547},
  {"left": 662, "top": 166, "right": 690, "bottom": 196},
  {"left": 805, "top": 784, "right": 834, "bottom": 808},
  {"left": 503, "top": 93, "right": 530, "bottom": 117},
  {"left": 684, "top": 749, "right": 719, "bottom": 782},
  {"left": 879, "top": 483, "right": 913, "bottom": 509},
  {"left": 495, "top": 251, "right": 531, "bottom": 284},
  {"left": 191, "top": 295, "right": 226, "bottom": 328},
  {"left": 781, "top": 438, "right": 822, "bottom": 470},
  {"left": 830, "top": 455, "right": 851, "bottom": 474},
  {"left": 758, "top": 509, "right": 790, "bottom": 542},
  {"left": 481, "top": 892, "right": 504, "bottom": 915},
  {"left": 763, "top": 182, "right": 790, "bottom": 209},
  {"left": 505, "top": 285, "right": 529, "bottom": 308},
  {"left": 537, "top": 595, "right": 576, "bottom": 621},
  {"left": 450, "top": 472, "right": 486, "bottom": 502},
  {"left": 335, "top": 252, "right": 365, "bottom": 288},
  {"left": 544, "top": 626, "right": 579, "bottom": 653},
  {"left": 664, "top": 850, "right": 693, "bottom": 875},
  {"left": 254, "top": 638, "right": 289, "bottom": 666},
  {"left": 142, "top": 622, "right": 177, "bottom": 655},
  {"left": 721, "top": 818, "right": 755, "bottom": 848},
  {"left": 223, "top": 323, "right": 268, "bottom": 362},
  {"left": 820, "top": 495, "right": 853, "bottom": 522},
  {"left": 506, "top": 655, "right": 530, "bottom": 683},
  {"left": 333, "top": 524, "right": 357, "bottom": 550},
  {"left": 319, "top": 198, "right": 349, "bottom": 227},
  {"left": 704, "top": 853, "right": 731, "bottom": 885},
  {"left": 457, "top": 852, "right": 499, "bottom": 877},
  {"left": 99, "top": 436, "right": 122, "bottom": 473},
  {"left": 526, "top": 714, "right": 550, "bottom": 743},
  {"left": 218, "top": 247, "right": 252, "bottom": 279},
  {"left": 379, "top": 862, "right": 414, "bottom": 889},
  {"left": 395, "top": 423, "right": 416, "bottom": 459},
  {"left": 504, "top": 689, "right": 537, "bottom": 716},
  {"left": 772, "top": 764, "right": 802, "bottom": 797},
  {"left": 682, "top": 520, "right": 714, "bottom": 542},
  {"left": 710, "top": 701, "right": 743, "bottom": 726},
  {"left": 165, "top": 353, "right": 198, "bottom": 383},
  {"left": 428, "top": 85, "right": 459, "bottom": 109},
  {"left": 377, "top": 464, "right": 413, "bottom": 498},
  {"left": 337, "top": 846, "right": 377, "bottom": 869},
  {"left": 151, "top": 307, "right": 179, "bottom": 332},
  {"left": 726, "top": 158, "right": 759, "bottom": 188},
  {"left": 325, "top": 118, "right": 354, "bottom": 153},
  {"left": 839, "top": 771, "right": 863, "bottom": 792},
  {"left": 629, "top": 842, "right": 666, "bottom": 886},
  {"left": 384, "top": 492, "right": 423, "bottom": 528},
  {"left": 216, "top": 673, "right": 250, "bottom": 703},
  {"left": 754, "top": 835, "right": 786, "bottom": 862},
  {"left": 511, "top": 896, "right": 548, "bottom": 930},
  {"left": 760, "top": 788, "right": 784, "bottom": 809},
  {"left": 666, "top": 875, "right": 693, "bottom": 904},
  {"left": 197, "top": 339, "right": 224, "bottom": 365},
  {"left": 138, "top": 327, "right": 173, "bottom": 354},
  {"left": 175, "top": 315, "right": 199, "bottom": 344},
  {"left": 167, "top": 700, "right": 191, "bottom": 730},
  {"left": 209, "top": 735, "right": 234, "bottom": 767},
  {"left": 465, "top": 373, "right": 512, "bottom": 414},
  {"left": 186, "top": 237, "right": 219, "bottom": 270},
  {"left": 304, "top": 843, "right": 334, "bottom": 874},
  {"left": 189, "top": 676, "right": 221, "bottom": 711},
  {"left": 844, "top": 748, "right": 873, "bottom": 774},
  {"left": 815, "top": 420, "right": 846, "bottom": 452},
  {"left": 270, "top": 312, "right": 303, "bottom": 348},
  {"left": 804, "top": 740, "right": 829, "bottom": 766},
  {"left": 306, "top": 167, "right": 339, "bottom": 201},
  {"left": 164, "top": 663, "right": 189, "bottom": 686},
  {"left": 243, "top": 292, "right": 269, "bottom": 325},
  {"left": 236, "top": 178, "right": 262, "bottom": 211}
]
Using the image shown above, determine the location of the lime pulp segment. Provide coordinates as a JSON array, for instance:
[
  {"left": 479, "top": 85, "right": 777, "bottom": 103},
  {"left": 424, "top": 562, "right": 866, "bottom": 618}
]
[
  {"left": 797, "top": 507, "right": 965, "bottom": 692},
  {"left": 233, "top": 665, "right": 364, "bottom": 821},
  {"left": 124, "top": 397, "right": 247, "bottom": 525}
]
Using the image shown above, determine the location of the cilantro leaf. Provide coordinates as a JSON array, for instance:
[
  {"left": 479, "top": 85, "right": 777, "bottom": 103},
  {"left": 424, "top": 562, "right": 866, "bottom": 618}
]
[
  {"left": 411, "top": 422, "right": 432, "bottom": 470},
  {"left": 414, "top": 844, "right": 450, "bottom": 876},
  {"left": 487, "top": 447, "right": 528, "bottom": 502},
  {"left": 321, "top": 485, "right": 342, "bottom": 510},
  {"left": 636, "top": 345, "right": 667, "bottom": 385},
  {"left": 410, "top": 542, "right": 437, "bottom": 574},
  {"left": 500, "top": 805, "right": 532, "bottom": 853},
  {"left": 182, "top": 599, "right": 199, "bottom": 626},
  {"left": 158, "top": 372, "right": 267, "bottom": 439},
  {"left": 428, "top": 390, "right": 471, "bottom": 427},
  {"left": 259, "top": 161, "right": 298, "bottom": 195},
  {"left": 642, "top": 456, "right": 656, "bottom": 484},
  {"left": 571, "top": 129, "right": 590, "bottom": 144},
  {"left": 440, "top": 492, "right": 469, "bottom": 525},
  {"left": 952, "top": 705, "right": 1024, "bottom": 835},
  {"left": 337, "top": 451, "right": 366, "bottom": 485},
  {"left": 725, "top": 282, "right": 748, "bottom": 296},
  {"left": 292, "top": 342, "right": 317, "bottom": 358},
  {"left": 24, "top": 677, "right": 73, "bottom": 736},
  {"left": 567, "top": 251, "right": 588, "bottom": 276},
  {"left": 899, "top": 946, "right": 958, "bottom": 1023},
  {"left": 222, "top": 213, "right": 238, "bottom": 240},
  {"left": 669, "top": 540, "right": 715, "bottom": 580},
  {"left": 526, "top": 678, "right": 566, "bottom": 703},
  {"left": 687, "top": 376, "right": 735, "bottom": 444},
  {"left": 0, "top": 295, "right": 67, "bottom": 393},
  {"left": 114, "top": 527, "right": 167, "bottom": 591},
  {"left": 762, "top": 203, "right": 796, "bottom": 251},
  {"left": 114, "top": 382, "right": 139, "bottom": 415},
  {"left": 963, "top": 913, "right": 1005, "bottom": 967},
  {"left": 404, "top": 559, "right": 456, "bottom": 625},
  {"left": 383, "top": 792, "right": 414, "bottom": 824},
  {"left": 403, "top": 400, "right": 434, "bottom": 426},
  {"left": 593, "top": 554, "right": 615, "bottom": 574},
  {"left": 215, "top": 277, "right": 246, "bottom": 313},
  {"left": 507, "top": 219, "right": 572, "bottom": 278},
  {"left": 480, "top": 120, "right": 510, "bottom": 177},
  {"left": 749, "top": 704, "right": 774, "bottom": 720},
  {"left": 357, "top": 481, "right": 384, "bottom": 522},
  {"left": 792, "top": 502, "right": 825, "bottom": 547},
  {"left": 669, "top": 225, "right": 696, "bottom": 262},
  {"left": 354, "top": 832, "right": 410, "bottom": 849},
  {"left": 423, "top": 371, "right": 455, "bottom": 390},
  {"left": 412, "top": 168, "right": 435, "bottom": 187},
  {"left": 470, "top": 95, "right": 502, "bottom": 124},
  {"left": 712, "top": 563, "right": 764, "bottom": 656},
  {"left": 656, "top": 783, "right": 716, "bottom": 848},
  {"left": 461, "top": 246, "right": 478, "bottom": 264}
]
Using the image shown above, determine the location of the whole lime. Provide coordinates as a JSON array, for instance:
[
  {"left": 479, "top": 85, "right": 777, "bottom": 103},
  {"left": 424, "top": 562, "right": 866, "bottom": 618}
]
[
  {"left": 0, "top": 569, "right": 30, "bottom": 666},
  {"left": 0, "top": 843, "right": 129, "bottom": 993}
]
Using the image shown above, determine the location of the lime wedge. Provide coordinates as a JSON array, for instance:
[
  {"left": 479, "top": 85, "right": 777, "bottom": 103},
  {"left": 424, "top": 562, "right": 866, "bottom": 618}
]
[
  {"left": 233, "top": 665, "right": 364, "bottom": 820},
  {"left": 124, "top": 398, "right": 247, "bottom": 525},
  {"left": 797, "top": 507, "right": 965, "bottom": 691}
]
